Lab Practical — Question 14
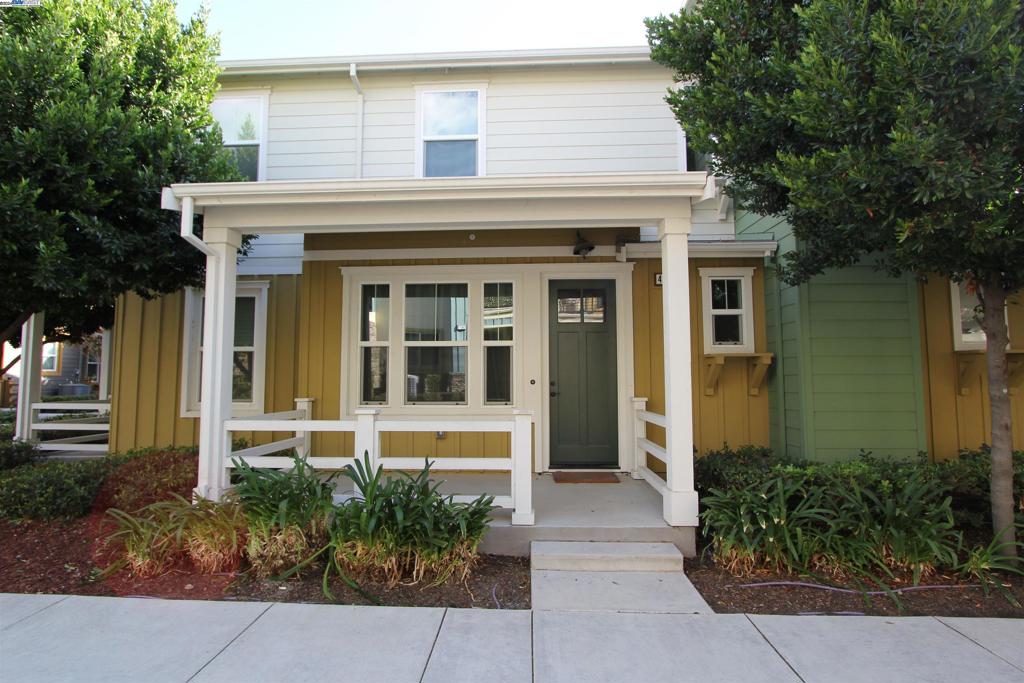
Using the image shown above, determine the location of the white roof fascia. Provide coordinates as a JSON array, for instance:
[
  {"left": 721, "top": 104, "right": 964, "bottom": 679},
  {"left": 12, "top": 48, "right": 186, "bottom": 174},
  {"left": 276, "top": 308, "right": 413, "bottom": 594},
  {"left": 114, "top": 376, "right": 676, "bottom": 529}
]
[{"left": 218, "top": 46, "right": 656, "bottom": 77}]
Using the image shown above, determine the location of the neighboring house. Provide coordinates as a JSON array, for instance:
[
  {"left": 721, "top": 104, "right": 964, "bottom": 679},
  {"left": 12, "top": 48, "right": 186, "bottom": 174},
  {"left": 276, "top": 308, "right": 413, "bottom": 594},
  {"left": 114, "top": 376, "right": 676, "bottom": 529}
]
[{"left": 13, "top": 46, "right": 1018, "bottom": 552}]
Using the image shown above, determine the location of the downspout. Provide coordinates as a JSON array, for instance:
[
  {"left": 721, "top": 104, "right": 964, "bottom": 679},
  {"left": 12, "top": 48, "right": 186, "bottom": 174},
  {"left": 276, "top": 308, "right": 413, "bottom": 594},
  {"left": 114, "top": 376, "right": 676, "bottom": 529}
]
[
  {"left": 178, "top": 195, "right": 216, "bottom": 257},
  {"left": 350, "top": 63, "right": 364, "bottom": 179}
]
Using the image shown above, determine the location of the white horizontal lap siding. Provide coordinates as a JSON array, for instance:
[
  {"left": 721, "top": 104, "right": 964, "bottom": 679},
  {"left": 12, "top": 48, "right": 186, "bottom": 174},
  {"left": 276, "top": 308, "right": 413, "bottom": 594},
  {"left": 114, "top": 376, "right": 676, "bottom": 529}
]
[
  {"left": 238, "top": 234, "right": 304, "bottom": 275},
  {"left": 264, "top": 79, "right": 359, "bottom": 181},
  {"left": 361, "top": 85, "right": 415, "bottom": 178},
  {"left": 485, "top": 74, "right": 681, "bottom": 176}
]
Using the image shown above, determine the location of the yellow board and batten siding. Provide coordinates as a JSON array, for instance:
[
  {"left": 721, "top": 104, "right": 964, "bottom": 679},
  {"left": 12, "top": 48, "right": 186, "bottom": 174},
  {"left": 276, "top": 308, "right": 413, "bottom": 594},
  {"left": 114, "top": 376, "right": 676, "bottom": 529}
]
[
  {"left": 108, "top": 276, "right": 302, "bottom": 452},
  {"left": 919, "top": 276, "right": 1024, "bottom": 457},
  {"left": 108, "top": 232, "right": 771, "bottom": 461},
  {"left": 632, "top": 258, "right": 771, "bottom": 471}
]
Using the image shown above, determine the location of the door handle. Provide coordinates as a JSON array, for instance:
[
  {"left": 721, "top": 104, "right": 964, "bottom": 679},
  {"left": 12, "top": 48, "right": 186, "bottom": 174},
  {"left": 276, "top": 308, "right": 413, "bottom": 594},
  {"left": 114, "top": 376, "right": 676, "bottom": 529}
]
[{"left": 550, "top": 391, "right": 559, "bottom": 397}]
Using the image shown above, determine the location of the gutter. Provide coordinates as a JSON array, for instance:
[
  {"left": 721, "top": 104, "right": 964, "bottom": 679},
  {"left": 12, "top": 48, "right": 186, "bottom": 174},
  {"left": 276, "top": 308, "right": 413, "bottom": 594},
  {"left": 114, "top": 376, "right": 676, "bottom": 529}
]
[{"left": 218, "top": 46, "right": 656, "bottom": 77}]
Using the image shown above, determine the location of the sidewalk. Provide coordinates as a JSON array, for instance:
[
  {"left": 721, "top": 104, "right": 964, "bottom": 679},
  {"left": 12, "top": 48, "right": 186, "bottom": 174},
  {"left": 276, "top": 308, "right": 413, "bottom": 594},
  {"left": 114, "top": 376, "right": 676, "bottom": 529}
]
[{"left": 1, "top": 593, "right": 1022, "bottom": 683}]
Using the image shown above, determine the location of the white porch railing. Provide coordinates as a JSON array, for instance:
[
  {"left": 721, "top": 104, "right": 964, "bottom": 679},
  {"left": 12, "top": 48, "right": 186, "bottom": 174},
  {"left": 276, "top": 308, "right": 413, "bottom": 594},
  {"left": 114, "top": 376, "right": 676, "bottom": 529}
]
[
  {"left": 30, "top": 401, "right": 111, "bottom": 454},
  {"left": 631, "top": 396, "right": 671, "bottom": 498},
  {"left": 222, "top": 399, "right": 535, "bottom": 525}
]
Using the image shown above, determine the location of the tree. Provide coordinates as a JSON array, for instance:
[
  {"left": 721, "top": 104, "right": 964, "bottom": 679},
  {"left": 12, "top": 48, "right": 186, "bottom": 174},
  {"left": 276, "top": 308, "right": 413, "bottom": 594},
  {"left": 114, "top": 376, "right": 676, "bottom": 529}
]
[
  {"left": 0, "top": 0, "right": 240, "bottom": 347},
  {"left": 648, "top": 0, "right": 1023, "bottom": 554}
]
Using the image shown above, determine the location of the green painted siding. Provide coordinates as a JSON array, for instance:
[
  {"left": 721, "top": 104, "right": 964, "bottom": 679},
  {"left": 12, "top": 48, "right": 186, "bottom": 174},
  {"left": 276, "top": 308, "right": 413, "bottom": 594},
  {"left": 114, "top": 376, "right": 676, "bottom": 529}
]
[{"left": 737, "top": 210, "right": 927, "bottom": 462}]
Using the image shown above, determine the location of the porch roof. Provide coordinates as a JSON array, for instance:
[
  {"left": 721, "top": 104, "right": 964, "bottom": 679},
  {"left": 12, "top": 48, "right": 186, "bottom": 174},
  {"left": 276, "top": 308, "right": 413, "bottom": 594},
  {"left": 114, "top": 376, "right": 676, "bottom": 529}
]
[{"left": 161, "top": 172, "right": 712, "bottom": 236}]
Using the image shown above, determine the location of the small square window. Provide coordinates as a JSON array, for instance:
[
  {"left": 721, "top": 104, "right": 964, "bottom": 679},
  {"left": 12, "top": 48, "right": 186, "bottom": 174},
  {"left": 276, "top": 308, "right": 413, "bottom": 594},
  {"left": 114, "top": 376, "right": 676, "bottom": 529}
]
[{"left": 700, "top": 269, "right": 755, "bottom": 354}]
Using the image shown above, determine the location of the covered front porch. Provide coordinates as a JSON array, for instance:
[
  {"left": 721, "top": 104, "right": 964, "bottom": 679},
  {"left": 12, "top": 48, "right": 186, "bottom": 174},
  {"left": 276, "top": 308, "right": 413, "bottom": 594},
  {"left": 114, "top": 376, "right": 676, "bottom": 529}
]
[{"left": 162, "top": 173, "right": 714, "bottom": 544}]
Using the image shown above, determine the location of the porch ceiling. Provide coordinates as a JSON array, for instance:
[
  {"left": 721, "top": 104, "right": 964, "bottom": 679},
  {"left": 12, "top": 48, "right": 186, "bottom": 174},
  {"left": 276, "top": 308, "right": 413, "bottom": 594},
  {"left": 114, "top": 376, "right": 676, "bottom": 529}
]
[{"left": 161, "top": 172, "right": 711, "bottom": 234}]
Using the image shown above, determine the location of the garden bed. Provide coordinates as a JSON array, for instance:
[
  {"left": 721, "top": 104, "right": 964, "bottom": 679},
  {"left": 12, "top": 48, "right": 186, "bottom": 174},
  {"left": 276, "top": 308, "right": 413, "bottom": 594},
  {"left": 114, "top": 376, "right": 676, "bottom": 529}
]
[
  {"left": 0, "top": 517, "right": 530, "bottom": 608},
  {"left": 687, "top": 555, "right": 1024, "bottom": 618}
]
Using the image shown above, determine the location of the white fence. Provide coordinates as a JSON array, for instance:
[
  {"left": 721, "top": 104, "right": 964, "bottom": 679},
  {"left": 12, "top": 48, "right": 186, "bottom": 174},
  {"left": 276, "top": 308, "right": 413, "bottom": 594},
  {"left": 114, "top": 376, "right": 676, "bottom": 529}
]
[
  {"left": 223, "top": 399, "right": 535, "bottom": 525},
  {"left": 30, "top": 401, "right": 111, "bottom": 454},
  {"left": 631, "top": 397, "right": 670, "bottom": 498}
]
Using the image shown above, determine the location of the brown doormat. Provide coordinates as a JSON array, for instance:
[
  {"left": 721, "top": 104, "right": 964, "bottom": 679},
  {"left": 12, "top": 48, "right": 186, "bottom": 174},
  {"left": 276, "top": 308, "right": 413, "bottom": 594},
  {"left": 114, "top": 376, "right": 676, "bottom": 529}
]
[{"left": 552, "top": 471, "right": 620, "bottom": 484}]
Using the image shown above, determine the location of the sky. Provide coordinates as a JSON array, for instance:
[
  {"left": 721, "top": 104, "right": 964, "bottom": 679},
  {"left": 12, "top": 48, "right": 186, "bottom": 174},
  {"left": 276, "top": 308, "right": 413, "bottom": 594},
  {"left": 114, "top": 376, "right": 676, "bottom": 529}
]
[{"left": 174, "top": 0, "right": 685, "bottom": 61}]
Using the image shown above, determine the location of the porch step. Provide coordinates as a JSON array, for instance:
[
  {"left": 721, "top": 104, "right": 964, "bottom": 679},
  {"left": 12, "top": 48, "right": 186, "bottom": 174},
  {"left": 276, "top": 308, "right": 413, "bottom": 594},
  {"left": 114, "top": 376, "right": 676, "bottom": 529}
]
[{"left": 530, "top": 541, "right": 683, "bottom": 572}]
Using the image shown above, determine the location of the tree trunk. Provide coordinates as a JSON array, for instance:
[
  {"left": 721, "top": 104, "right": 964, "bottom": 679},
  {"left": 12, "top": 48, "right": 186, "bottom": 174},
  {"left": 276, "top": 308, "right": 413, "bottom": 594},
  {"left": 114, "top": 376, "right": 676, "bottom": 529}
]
[{"left": 978, "top": 283, "right": 1018, "bottom": 557}]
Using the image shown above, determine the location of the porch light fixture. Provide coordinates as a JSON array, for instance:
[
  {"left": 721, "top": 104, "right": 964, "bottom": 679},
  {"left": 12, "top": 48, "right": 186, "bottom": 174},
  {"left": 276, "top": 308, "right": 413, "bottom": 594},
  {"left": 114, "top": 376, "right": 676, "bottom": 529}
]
[{"left": 573, "top": 231, "right": 595, "bottom": 258}]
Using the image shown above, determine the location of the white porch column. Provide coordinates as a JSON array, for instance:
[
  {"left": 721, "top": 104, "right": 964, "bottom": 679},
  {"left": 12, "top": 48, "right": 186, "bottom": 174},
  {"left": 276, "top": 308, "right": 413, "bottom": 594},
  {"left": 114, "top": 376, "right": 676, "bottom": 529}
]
[
  {"left": 658, "top": 216, "right": 699, "bottom": 526},
  {"left": 14, "top": 313, "right": 44, "bottom": 441},
  {"left": 354, "top": 407, "right": 379, "bottom": 469},
  {"left": 511, "top": 410, "right": 534, "bottom": 525},
  {"left": 196, "top": 227, "right": 241, "bottom": 501}
]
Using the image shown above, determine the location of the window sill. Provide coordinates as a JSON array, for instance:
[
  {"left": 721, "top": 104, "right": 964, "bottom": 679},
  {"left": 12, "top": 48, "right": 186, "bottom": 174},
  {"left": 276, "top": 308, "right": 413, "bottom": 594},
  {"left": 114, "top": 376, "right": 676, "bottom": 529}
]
[{"left": 702, "top": 352, "right": 773, "bottom": 397}]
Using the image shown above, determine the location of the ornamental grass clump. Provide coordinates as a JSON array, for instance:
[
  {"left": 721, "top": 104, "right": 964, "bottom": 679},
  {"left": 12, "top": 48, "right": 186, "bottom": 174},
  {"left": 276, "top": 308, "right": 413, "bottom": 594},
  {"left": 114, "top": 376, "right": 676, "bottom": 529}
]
[
  {"left": 183, "top": 498, "right": 249, "bottom": 574},
  {"left": 232, "top": 456, "right": 336, "bottom": 577},
  {"left": 700, "top": 465, "right": 962, "bottom": 581},
  {"left": 327, "top": 453, "right": 494, "bottom": 588}
]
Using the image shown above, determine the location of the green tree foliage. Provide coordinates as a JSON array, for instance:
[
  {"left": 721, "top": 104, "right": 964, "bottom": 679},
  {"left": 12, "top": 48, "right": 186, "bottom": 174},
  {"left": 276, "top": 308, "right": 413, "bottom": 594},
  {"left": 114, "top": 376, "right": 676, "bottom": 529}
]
[
  {"left": 648, "top": 0, "right": 1024, "bottom": 555},
  {"left": 0, "top": 0, "right": 239, "bottom": 345}
]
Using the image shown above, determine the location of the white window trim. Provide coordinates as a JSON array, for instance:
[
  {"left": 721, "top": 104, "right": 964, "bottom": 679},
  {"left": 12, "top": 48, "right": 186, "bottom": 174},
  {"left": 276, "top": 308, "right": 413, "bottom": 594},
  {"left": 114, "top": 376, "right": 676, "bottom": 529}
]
[
  {"left": 180, "top": 281, "right": 270, "bottom": 418},
  {"left": 414, "top": 83, "right": 487, "bottom": 178},
  {"left": 343, "top": 269, "right": 519, "bottom": 415},
  {"left": 212, "top": 88, "right": 271, "bottom": 181},
  {"left": 699, "top": 267, "right": 756, "bottom": 354},
  {"left": 950, "top": 280, "right": 1009, "bottom": 351}
]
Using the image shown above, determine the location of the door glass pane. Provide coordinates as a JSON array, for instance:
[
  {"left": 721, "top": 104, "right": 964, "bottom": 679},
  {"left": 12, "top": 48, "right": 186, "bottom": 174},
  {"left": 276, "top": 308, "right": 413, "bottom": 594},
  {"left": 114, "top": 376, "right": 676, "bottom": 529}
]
[
  {"left": 483, "top": 282, "right": 514, "bottom": 341},
  {"left": 582, "top": 290, "right": 605, "bottom": 323},
  {"left": 361, "top": 284, "right": 390, "bottom": 342},
  {"left": 233, "top": 297, "right": 256, "bottom": 347},
  {"left": 711, "top": 278, "right": 741, "bottom": 310},
  {"left": 712, "top": 314, "right": 742, "bottom": 345},
  {"left": 361, "top": 347, "right": 388, "bottom": 404},
  {"left": 557, "top": 289, "right": 582, "bottom": 323},
  {"left": 422, "top": 91, "right": 479, "bottom": 136},
  {"left": 957, "top": 281, "right": 985, "bottom": 342},
  {"left": 485, "top": 346, "right": 512, "bottom": 404},
  {"left": 404, "top": 283, "right": 468, "bottom": 341},
  {"left": 405, "top": 347, "right": 467, "bottom": 403},
  {"left": 424, "top": 140, "right": 477, "bottom": 177},
  {"left": 232, "top": 351, "right": 254, "bottom": 401}
]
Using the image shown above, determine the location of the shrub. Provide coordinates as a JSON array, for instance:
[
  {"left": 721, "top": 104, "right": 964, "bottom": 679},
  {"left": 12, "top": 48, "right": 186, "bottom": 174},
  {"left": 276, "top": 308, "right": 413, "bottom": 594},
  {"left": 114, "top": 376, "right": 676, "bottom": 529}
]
[
  {"left": 701, "top": 466, "right": 961, "bottom": 580},
  {"left": 695, "top": 444, "right": 788, "bottom": 496},
  {"left": 245, "top": 518, "right": 310, "bottom": 579},
  {"left": 104, "top": 495, "right": 248, "bottom": 576},
  {"left": 0, "top": 458, "right": 113, "bottom": 519},
  {"left": 330, "top": 454, "right": 495, "bottom": 587},
  {"left": 104, "top": 497, "right": 192, "bottom": 576},
  {"left": 0, "top": 439, "right": 39, "bottom": 470},
  {"left": 94, "top": 448, "right": 198, "bottom": 513},
  {"left": 232, "top": 455, "right": 335, "bottom": 532}
]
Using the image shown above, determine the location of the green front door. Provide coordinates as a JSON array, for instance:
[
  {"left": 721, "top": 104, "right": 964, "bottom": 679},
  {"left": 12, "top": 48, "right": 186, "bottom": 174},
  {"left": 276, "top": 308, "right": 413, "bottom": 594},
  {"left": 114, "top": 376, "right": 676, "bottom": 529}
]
[{"left": 549, "top": 280, "right": 618, "bottom": 468}]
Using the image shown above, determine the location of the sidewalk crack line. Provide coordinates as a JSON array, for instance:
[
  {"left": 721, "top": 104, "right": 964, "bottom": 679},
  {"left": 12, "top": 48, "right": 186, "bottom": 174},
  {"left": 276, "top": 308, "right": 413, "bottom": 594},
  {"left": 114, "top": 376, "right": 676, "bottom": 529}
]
[
  {"left": 185, "top": 602, "right": 274, "bottom": 682},
  {"left": 745, "top": 614, "right": 806, "bottom": 683},
  {"left": 418, "top": 608, "right": 447, "bottom": 683}
]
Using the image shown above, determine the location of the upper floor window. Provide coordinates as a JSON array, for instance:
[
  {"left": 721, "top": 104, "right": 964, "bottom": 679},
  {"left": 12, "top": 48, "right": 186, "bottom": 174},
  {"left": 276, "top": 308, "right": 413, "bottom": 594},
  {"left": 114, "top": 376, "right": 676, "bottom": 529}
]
[
  {"left": 211, "top": 92, "right": 268, "bottom": 181},
  {"left": 416, "top": 87, "right": 486, "bottom": 178},
  {"left": 699, "top": 267, "right": 755, "bottom": 354}
]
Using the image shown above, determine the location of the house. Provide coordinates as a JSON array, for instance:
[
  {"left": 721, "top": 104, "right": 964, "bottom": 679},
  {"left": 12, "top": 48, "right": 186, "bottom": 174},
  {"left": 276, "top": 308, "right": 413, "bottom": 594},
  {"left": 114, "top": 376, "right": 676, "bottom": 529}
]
[{"left": 12, "top": 46, "right": 1021, "bottom": 554}]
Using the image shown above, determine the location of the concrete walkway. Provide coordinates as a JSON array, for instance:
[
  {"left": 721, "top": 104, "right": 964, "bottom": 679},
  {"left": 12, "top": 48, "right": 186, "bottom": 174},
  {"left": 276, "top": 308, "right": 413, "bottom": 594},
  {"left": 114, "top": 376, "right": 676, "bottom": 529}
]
[{"left": 2, "top": 593, "right": 1022, "bottom": 683}]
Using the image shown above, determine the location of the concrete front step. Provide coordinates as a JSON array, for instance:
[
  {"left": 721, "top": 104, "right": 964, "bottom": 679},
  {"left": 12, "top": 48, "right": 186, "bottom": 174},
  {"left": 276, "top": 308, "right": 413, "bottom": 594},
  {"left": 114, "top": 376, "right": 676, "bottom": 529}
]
[
  {"left": 531, "top": 569, "right": 713, "bottom": 614},
  {"left": 530, "top": 541, "right": 684, "bottom": 572}
]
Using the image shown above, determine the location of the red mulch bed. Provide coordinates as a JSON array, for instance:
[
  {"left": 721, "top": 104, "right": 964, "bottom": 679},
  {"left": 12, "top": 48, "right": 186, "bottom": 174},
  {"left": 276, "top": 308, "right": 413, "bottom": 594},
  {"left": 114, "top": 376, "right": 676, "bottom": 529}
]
[
  {"left": 0, "top": 515, "right": 529, "bottom": 607},
  {"left": 687, "top": 555, "right": 1024, "bottom": 617}
]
